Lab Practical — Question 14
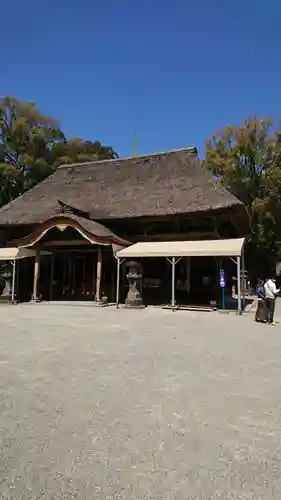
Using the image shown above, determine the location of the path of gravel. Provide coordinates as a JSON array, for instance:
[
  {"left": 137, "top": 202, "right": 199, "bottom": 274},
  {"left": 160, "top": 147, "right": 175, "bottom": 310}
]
[{"left": 0, "top": 303, "right": 281, "bottom": 499}]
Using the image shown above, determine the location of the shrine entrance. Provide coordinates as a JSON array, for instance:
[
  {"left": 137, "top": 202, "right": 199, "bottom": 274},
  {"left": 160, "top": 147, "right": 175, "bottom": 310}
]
[
  {"left": 8, "top": 214, "right": 129, "bottom": 304},
  {"left": 42, "top": 247, "right": 117, "bottom": 302},
  {"left": 51, "top": 250, "right": 97, "bottom": 300}
]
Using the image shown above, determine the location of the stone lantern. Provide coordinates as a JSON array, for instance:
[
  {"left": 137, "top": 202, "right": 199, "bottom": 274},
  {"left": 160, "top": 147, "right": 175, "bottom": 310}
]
[
  {"left": 125, "top": 260, "right": 144, "bottom": 308},
  {"left": 0, "top": 263, "right": 13, "bottom": 302}
]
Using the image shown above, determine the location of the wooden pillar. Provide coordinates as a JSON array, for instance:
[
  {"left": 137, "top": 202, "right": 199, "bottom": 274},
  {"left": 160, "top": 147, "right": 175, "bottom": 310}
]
[
  {"left": 111, "top": 261, "right": 115, "bottom": 303},
  {"left": 95, "top": 247, "right": 102, "bottom": 302},
  {"left": 62, "top": 255, "right": 67, "bottom": 295},
  {"left": 92, "top": 258, "right": 96, "bottom": 297},
  {"left": 83, "top": 256, "right": 86, "bottom": 296},
  {"left": 32, "top": 249, "right": 40, "bottom": 301},
  {"left": 72, "top": 258, "right": 75, "bottom": 295}
]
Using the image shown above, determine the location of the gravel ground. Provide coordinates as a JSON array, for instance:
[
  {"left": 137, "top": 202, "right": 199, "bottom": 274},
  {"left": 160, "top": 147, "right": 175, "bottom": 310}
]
[{"left": 0, "top": 302, "right": 281, "bottom": 499}]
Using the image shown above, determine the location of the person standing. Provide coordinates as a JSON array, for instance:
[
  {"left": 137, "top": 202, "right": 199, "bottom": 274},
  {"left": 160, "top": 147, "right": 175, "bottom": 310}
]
[
  {"left": 255, "top": 280, "right": 267, "bottom": 323},
  {"left": 264, "top": 277, "right": 280, "bottom": 325}
]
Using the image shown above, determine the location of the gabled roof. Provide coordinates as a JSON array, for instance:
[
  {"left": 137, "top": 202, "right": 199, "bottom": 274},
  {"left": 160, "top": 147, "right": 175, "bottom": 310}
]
[
  {"left": 0, "top": 147, "right": 243, "bottom": 225},
  {"left": 12, "top": 214, "right": 129, "bottom": 248}
]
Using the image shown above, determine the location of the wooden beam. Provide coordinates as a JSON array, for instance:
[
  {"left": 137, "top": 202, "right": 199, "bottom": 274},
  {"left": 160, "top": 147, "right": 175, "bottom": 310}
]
[{"left": 41, "top": 239, "right": 91, "bottom": 247}]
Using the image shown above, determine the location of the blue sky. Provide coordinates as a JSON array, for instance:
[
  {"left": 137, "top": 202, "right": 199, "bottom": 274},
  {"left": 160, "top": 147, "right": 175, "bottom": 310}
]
[{"left": 2, "top": 0, "right": 281, "bottom": 158}]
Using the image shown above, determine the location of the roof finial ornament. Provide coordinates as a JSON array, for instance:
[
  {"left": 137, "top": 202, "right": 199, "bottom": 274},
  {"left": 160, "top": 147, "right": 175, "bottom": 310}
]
[{"left": 133, "top": 128, "right": 137, "bottom": 157}]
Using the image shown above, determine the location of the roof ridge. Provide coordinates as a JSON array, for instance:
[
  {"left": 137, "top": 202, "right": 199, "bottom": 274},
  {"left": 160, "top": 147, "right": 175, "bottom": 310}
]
[{"left": 57, "top": 146, "right": 198, "bottom": 169}]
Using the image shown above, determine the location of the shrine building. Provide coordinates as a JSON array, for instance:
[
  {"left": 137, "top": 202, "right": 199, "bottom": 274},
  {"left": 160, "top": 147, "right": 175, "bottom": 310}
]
[{"left": 0, "top": 147, "right": 247, "bottom": 310}]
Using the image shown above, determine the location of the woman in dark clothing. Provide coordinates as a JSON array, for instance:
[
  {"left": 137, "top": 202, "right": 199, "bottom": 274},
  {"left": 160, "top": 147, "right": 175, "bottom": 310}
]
[{"left": 255, "top": 280, "right": 267, "bottom": 323}]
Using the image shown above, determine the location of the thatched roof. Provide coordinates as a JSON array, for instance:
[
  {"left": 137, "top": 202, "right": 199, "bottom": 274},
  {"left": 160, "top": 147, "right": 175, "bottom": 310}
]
[{"left": 0, "top": 147, "right": 243, "bottom": 225}]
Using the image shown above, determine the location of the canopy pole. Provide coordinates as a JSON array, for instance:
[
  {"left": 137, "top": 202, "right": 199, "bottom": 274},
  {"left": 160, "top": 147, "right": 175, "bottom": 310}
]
[
  {"left": 11, "top": 260, "right": 16, "bottom": 303},
  {"left": 241, "top": 250, "right": 245, "bottom": 309},
  {"left": 16, "top": 257, "right": 19, "bottom": 300},
  {"left": 172, "top": 256, "right": 176, "bottom": 311},
  {"left": 116, "top": 257, "right": 120, "bottom": 308},
  {"left": 237, "top": 256, "right": 242, "bottom": 314}
]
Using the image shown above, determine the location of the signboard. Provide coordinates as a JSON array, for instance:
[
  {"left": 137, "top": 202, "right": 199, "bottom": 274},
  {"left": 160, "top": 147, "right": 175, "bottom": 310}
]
[{"left": 219, "top": 269, "right": 225, "bottom": 288}]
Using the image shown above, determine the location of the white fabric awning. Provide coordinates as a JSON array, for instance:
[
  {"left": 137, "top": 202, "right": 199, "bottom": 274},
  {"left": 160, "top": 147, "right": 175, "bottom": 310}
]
[
  {"left": 117, "top": 238, "right": 245, "bottom": 258},
  {"left": 0, "top": 248, "right": 36, "bottom": 260}
]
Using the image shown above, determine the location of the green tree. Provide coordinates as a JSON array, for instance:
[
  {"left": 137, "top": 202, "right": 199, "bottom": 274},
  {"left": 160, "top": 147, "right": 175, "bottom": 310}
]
[
  {"left": 0, "top": 96, "right": 65, "bottom": 203},
  {"left": 0, "top": 96, "right": 117, "bottom": 207},
  {"left": 51, "top": 138, "right": 117, "bottom": 167},
  {"left": 204, "top": 118, "right": 281, "bottom": 271}
]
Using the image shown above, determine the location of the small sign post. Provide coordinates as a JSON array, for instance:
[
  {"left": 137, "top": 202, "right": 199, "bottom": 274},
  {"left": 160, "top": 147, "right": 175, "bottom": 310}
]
[{"left": 219, "top": 268, "right": 225, "bottom": 309}]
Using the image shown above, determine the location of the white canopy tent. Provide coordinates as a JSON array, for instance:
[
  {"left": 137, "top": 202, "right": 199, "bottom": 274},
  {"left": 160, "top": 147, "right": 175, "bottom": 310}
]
[
  {"left": 117, "top": 238, "right": 244, "bottom": 259},
  {"left": 0, "top": 248, "right": 36, "bottom": 261},
  {"left": 0, "top": 247, "right": 37, "bottom": 302},
  {"left": 116, "top": 238, "right": 245, "bottom": 312}
]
